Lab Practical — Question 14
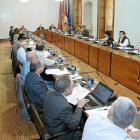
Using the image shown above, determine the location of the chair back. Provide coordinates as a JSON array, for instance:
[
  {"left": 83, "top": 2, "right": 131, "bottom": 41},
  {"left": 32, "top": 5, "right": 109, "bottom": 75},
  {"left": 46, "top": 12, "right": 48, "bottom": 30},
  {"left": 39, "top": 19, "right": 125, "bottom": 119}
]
[
  {"left": 30, "top": 104, "right": 50, "bottom": 140},
  {"left": 15, "top": 74, "right": 30, "bottom": 121}
]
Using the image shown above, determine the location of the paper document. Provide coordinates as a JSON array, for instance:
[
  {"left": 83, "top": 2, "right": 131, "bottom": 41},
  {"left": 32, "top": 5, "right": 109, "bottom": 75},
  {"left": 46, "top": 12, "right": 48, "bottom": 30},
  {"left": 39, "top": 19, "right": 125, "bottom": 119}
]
[
  {"left": 66, "top": 85, "right": 90, "bottom": 105},
  {"left": 117, "top": 47, "right": 133, "bottom": 50},
  {"left": 45, "top": 68, "right": 70, "bottom": 75},
  {"left": 70, "top": 74, "right": 83, "bottom": 80},
  {"left": 43, "top": 51, "right": 51, "bottom": 57},
  {"left": 85, "top": 106, "right": 111, "bottom": 118}
]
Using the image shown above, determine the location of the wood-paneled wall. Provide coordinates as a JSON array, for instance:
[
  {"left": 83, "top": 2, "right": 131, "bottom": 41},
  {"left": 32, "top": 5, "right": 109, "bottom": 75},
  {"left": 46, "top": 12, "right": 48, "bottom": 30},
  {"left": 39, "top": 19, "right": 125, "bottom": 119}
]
[{"left": 73, "top": 0, "right": 82, "bottom": 28}]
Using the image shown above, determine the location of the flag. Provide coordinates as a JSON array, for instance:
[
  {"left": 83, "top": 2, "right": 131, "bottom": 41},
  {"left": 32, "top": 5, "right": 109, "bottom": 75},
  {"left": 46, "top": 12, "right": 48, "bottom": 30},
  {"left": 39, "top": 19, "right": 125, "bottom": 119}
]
[
  {"left": 58, "top": 2, "right": 62, "bottom": 29},
  {"left": 64, "top": 0, "right": 68, "bottom": 24},
  {"left": 62, "top": 1, "right": 65, "bottom": 30},
  {"left": 67, "top": 0, "right": 71, "bottom": 27}
]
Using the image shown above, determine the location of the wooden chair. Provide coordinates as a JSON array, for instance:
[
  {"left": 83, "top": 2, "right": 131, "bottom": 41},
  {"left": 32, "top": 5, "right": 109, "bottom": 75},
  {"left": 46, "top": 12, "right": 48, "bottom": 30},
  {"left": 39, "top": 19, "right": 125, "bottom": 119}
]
[{"left": 29, "top": 104, "right": 81, "bottom": 140}]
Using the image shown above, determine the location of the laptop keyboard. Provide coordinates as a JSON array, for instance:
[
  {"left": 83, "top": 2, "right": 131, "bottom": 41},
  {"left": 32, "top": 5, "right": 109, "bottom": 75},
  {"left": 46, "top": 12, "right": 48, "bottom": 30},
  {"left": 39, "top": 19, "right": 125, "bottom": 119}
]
[{"left": 85, "top": 96, "right": 99, "bottom": 107}]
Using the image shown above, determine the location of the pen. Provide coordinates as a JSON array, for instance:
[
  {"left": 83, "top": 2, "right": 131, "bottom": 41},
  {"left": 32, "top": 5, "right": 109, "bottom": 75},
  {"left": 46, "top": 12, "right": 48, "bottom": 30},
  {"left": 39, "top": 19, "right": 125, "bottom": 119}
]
[{"left": 97, "top": 108, "right": 108, "bottom": 111}]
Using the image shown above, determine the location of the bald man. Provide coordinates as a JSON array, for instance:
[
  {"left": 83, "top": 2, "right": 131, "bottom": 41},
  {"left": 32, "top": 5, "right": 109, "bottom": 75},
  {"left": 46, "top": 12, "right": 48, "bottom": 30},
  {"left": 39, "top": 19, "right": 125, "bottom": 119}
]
[
  {"left": 49, "top": 23, "right": 56, "bottom": 30},
  {"left": 36, "top": 24, "right": 44, "bottom": 31},
  {"left": 25, "top": 58, "right": 48, "bottom": 108},
  {"left": 20, "top": 51, "right": 37, "bottom": 81}
]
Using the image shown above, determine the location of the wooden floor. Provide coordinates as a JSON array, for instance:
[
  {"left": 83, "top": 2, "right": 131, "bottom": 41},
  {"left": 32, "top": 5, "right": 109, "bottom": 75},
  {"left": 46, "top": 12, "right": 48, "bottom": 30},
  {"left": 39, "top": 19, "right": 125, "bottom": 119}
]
[{"left": 0, "top": 42, "right": 40, "bottom": 140}]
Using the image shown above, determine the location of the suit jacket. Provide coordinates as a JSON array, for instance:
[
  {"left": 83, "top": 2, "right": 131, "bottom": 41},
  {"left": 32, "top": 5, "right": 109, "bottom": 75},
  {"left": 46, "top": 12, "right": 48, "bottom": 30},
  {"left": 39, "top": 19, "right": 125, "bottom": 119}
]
[
  {"left": 36, "top": 27, "right": 44, "bottom": 31},
  {"left": 25, "top": 71, "right": 48, "bottom": 105},
  {"left": 42, "top": 90, "right": 82, "bottom": 135},
  {"left": 49, "top": 26, "right": 56, "bottom": 30},
  {"left": 82, "top": 29, "right": 89, "bottom": 37}
]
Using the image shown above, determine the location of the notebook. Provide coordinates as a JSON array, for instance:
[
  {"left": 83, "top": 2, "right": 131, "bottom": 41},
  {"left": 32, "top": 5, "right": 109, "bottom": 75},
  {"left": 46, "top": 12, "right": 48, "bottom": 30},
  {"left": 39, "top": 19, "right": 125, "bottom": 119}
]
[{"left": 84, "top": 82, "right": 114, "bottom": 110}]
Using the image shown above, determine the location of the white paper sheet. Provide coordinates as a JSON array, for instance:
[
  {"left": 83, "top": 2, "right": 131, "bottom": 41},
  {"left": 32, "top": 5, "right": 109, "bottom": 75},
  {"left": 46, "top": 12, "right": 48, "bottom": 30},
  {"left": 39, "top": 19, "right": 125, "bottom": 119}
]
[
  {"left": 66, "top": 85, "right": 90, "bottom": 105},
  {"left": 45, "top": 68, "right": 70, "bottom": 75},
  {"left": 85, "top": 106, "right": 110, "bottom": 118},
  {"left": 43, "top": 51, "right": 51, "bottom": 57},
  {"left": 70, "top": 74, "right": 83, "bottom": 80}
]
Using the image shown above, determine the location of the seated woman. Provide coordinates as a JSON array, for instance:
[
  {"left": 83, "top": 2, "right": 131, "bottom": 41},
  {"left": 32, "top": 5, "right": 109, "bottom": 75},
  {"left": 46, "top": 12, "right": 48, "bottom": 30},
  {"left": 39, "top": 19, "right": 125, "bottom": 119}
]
[
  {"left": 100, "top": 31, "right": 114, "bottom": 42},
  {"left": 70, "top": 25, "right": 75, "bottom": 33}
]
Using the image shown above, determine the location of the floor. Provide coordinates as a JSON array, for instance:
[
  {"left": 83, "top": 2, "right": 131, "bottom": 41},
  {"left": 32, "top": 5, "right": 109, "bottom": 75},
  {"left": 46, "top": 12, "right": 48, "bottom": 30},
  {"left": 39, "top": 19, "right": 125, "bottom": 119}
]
[{"left": 0, "top": 41, "right": 39, "bottom": 140}]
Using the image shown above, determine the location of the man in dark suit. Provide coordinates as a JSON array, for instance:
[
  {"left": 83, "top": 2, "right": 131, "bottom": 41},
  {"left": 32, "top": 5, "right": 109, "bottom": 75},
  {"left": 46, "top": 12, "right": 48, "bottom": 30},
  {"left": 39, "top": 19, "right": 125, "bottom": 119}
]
[
  {"left": 49, "top": 23, "right": 56, "bottom": 30},
  {"left": 25, "top": 58, "right": 48, "bottom": 107},
  {"left": 82, "top": 25, "right": 89, "bottom": 37},
  {"left": 36, "top": 24, "right": 44, "bottom": 30},
  {"left": 42, "top": 75, "right": 89, "bottom": 139}
]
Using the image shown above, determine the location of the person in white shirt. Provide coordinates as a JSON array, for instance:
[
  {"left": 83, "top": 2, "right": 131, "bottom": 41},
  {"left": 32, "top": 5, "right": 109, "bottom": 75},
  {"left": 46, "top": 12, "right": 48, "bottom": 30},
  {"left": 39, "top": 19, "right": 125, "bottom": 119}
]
[
  {"left": 82, "top": 97, "right": 140, "bottom": 140},
  {"left": 17, "top": 40, "right": 28, "bottom": 64},
  {"left": 35, "top": 42, "right": 57, "bottom": 66},
  {"left": 100, "top": 31, "right": 114, "bottom": 42},
  {"left": 114, "top": 31, "right": 130, "bottom": 47}
]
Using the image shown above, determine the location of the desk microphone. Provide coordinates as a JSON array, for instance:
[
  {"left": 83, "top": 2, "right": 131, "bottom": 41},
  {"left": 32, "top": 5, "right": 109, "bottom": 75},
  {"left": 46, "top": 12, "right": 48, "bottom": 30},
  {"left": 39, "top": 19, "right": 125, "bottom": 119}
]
[
  {"left": 96, "top": 71, "right": 108, "bottom": 87},
  {"left": 135, "top": 42, "right": 140, "bottom": 49},
  {"left": 137, "top": 61, "right": 140, "bottom": 82}
]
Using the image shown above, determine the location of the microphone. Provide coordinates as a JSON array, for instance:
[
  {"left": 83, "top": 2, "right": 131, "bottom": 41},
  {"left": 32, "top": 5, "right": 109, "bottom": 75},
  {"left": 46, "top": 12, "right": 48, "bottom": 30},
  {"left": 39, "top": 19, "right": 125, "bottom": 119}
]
[
  {"left": 137, "top": 61, "right": 140, "bottom": 82},
  {"left": 135, "top": 42, "right": 140, "bottom": 49},
  {"left": 65, "top": 55, "right": 76, "bottom": 71},
  {"left": 79, "top": 71, "right": 97, "bottom": 83},
  {"left": 96, "top": 71, "right": 108, "bottom": 87},
  {"left": 96, "top": 71, "right": 117, "bottom": 100}
]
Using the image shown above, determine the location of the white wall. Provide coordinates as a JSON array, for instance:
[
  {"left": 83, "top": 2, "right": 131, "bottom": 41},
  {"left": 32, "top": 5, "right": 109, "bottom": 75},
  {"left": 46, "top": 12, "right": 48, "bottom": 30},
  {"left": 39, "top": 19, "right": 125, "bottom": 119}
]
[
  {"left": 114, "top": 0, "right": 140, "bottom": 47},
  {"left": 0, "top": 0, "right": 60, "bottom": 39},
  {"left": 82, "top": 0, "right": 97, "bottom": 38}
]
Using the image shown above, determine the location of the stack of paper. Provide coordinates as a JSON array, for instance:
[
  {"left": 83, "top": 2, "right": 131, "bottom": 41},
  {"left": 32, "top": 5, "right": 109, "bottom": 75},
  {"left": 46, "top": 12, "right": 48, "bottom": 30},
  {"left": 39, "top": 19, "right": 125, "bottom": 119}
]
[
  {"left": 66, "top": 85, "right": 90, "bottom": 105},
  {"left": 45, "top": 68, "right": 70, "bottom": 75}
]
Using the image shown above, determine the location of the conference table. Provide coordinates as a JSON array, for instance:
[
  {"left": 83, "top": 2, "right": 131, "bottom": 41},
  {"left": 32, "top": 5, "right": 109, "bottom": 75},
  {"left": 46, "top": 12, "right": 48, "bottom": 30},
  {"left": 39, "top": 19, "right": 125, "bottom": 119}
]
[{"left": 33, "top": 30, "right": 140, "bottom": 110}]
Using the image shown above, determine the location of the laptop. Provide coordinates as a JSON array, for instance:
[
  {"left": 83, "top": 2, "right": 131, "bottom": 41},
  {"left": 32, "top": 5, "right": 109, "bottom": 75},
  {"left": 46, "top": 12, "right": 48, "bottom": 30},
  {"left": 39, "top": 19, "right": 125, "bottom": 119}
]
[
  {"left": 106, "top": 40, "right": 119, "bottom": 50},
  {"left": 84, "top": 82, "right": 114, "bottom": 110}
]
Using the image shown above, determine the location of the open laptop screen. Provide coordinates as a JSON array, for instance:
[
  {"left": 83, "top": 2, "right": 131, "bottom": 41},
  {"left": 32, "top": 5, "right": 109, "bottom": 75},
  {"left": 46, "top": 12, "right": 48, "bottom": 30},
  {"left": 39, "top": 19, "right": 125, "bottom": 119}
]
[{"left": 92, "top": 82, "right": 114, "bottom": 105}]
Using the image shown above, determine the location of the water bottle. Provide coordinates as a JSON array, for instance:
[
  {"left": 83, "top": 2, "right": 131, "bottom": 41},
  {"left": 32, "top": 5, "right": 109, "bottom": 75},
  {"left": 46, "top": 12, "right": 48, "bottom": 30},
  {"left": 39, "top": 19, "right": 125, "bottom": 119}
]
[
  {"left": 99, "top": 40, "right": 102, "bottom": 46},
  {"left": 110, "top": 44, "right": 113, "bottom": 49},
  {"left": 83, "top": 36, "right": 85, "bottom": 41},
  {"left": 87, "top": 77, "right": 92, "bottom": 88},
  {"left": 55, "top": 51, "right": 58, "bottom": 57},
  {"left": 122, "top": 46, "right": 125, "bottom": 52},
  {"left": 95, "top": 37, "right": 97, "bottom": 41},
  {"left": 71, "top": 65, "right": 76, "bottom": 74},
  {"left": 58, "top": 56, "right": 62, "bottom": 64},
  {"left": 48, "top": 47, "right": 51, "bottom": 52}
]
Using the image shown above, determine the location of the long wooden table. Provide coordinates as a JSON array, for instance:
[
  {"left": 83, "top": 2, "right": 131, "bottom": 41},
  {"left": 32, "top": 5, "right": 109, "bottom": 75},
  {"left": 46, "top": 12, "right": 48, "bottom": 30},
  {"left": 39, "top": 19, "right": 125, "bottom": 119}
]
[{"left": 33, "top": 30, "right": 140, "bottom": 95}]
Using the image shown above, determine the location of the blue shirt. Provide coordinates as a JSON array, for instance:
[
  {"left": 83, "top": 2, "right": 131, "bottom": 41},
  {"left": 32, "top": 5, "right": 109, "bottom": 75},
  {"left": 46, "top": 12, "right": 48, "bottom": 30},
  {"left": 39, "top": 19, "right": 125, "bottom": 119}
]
[
  {"left": 17, "top": 47, "right": 26, "bottom": 64},
  {"left": 20, "top": 61, "right": 30, "bottom": 81}
]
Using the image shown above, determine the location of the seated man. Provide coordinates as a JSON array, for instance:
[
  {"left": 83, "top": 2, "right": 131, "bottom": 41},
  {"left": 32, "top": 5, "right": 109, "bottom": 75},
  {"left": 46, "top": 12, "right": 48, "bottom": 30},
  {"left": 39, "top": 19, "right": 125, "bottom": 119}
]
[
  {"left": 20, "top": 51, "right": 37, "bottom": 81},
  {"left": 17, "top": 40, "right": 28, "bottom": 64},
  {"left": 75, "top": 26, "right": 82, "bottom": 35},
  {"left": 12, "top": 33, "right": 25, "bottom": 70},
  {"left": 20, "top": 25, "right": 26, "bottom": 32},
  {"left": 82, "top": 97, "right": 140, "bottom": 140},
  {"left": 114, "top": 31, "right": 130, "bottom": 47},
  {"left": 42, "top": 75, "right": 89, "bottom": 139},
  {"left": 25, "top": 58, "right": 48, "bottom": 106},
  {"left": 49, "top": 23, "right": 56, "bottom": 30},
  {"left": 35, "top": 42, "right": 56, "bottom": 66},
  {"left": 82, "top": 25, "right": 89, "bottom": 37},
  {"left": 101, "top": 31, "right": 114, "bottom": 42},
  {"left": 36, "top": 24, "right": 44, "bottom": 31}
]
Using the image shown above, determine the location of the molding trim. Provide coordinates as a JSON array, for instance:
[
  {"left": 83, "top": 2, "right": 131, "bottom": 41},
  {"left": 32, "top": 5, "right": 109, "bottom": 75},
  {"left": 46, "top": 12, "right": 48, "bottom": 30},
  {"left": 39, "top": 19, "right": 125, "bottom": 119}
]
[{"left": 0, "top": 38, "right": 10, "bottom": 42}]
